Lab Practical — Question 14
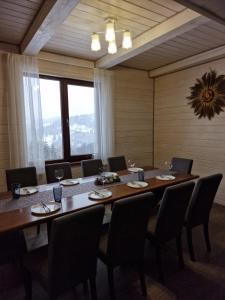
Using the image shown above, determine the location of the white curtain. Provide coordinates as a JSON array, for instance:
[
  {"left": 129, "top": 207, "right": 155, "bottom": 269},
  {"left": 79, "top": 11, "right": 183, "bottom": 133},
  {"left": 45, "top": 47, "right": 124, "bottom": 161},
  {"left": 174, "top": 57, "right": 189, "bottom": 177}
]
[
  {"left": 94, "top": 68, "right": 115, "bottom": 161},
  {"left": 6, "top": 53, "right": 45, "bottom": 174}
]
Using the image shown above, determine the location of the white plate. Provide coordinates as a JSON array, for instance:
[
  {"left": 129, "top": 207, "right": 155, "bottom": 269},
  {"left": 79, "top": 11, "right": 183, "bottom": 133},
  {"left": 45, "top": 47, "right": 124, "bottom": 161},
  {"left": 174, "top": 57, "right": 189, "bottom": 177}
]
[
  {"left": 31, "top": 202, "right": 61, "bottom": 216},
  {"left": 156, "top": 175, "right": 176, "bottom": 181},
  {"left": 20, "top": 187, "right": 38, "bottom": 196},
  {"left": 127, "top": 181, "right": 148, "bottom": 188},
  {"left": 88, "top": 189, "right": 112, "bottom": 200},
  {"left": 128, "top": 167, "right": 144, "bottom": 173},
  {"left": 103, "top": 172, "right": 118, "bottom": 177},
  {"left": 60, "top": 179, "right": 79, "bottom": 186}
]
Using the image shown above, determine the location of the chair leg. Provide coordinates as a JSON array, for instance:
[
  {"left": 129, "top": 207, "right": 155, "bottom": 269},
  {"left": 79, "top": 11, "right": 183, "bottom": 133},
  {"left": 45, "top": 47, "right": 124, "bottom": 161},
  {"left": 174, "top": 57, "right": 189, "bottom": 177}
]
[
  {"left": 23, "top": 269, "right": 32, "bottom": 300},
  {"left": 176, "top": 234, "right": 184, "bottom": 269},
  {"left": 138, "top": 261, "right": 147, "bottom": 296},
  {"left": 203, "top": 222, "right": 211, "bottom": 252},
  {"left": 37, "top": 224, "right": 41, "bottom": 235},
  {"left": 47, "top": 221, "right": 52, "bottom": 240},
  {"left": 107, "top": 267, "right": 115, "bottom": 299},
  {"left": 89, "top": 277, "right": 98, "bottom": 300},
  {"left": 156, "top": 244, "right": 164, "bottom": 284},
  {"left": 186, "top": 227, "right": 196, "bottom": 261}
]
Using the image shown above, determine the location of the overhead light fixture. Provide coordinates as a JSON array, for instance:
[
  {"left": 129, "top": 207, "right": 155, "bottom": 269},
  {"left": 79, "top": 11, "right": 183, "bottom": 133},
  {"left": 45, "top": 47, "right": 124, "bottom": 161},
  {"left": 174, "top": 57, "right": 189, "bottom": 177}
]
[
  {"left": 122, "top": 30, "right": 132, "bottom": 49},
  {"left": 108, "top": 40, "right": 117, "bottom": 54},
  {"left": 91, "top": 17, "right": 132, "bottom": 55},
  {"left": 105, "top": 19, "right": 115, "bottom": 42},
  {"left": 91, "top": 33, "right": 101, "bottom": 51}
]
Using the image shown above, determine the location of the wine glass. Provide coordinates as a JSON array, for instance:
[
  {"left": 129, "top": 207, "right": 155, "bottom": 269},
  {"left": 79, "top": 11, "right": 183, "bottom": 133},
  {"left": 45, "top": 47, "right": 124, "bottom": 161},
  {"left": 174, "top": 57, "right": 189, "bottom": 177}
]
[
  {"left": 99, "top": 164, "right": 107, "bottom": 176},
  {"left": 128, "top": 159, "right": 135, "bottom": 169},
  {"left": 164, "top": 161, "right": 173, "bottom": 172},
  {"left": 101, "top": 175, "right": 107, "bottom": 190},
  {"left": 55, "top": 169, "right": 64, "bottom": 184}
]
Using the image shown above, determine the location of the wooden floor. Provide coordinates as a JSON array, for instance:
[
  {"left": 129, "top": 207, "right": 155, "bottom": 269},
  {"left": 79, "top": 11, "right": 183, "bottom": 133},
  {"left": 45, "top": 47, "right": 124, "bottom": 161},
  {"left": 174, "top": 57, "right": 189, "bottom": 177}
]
[{"left": 1, "top": 203, "right": 225, "bottom": 300}]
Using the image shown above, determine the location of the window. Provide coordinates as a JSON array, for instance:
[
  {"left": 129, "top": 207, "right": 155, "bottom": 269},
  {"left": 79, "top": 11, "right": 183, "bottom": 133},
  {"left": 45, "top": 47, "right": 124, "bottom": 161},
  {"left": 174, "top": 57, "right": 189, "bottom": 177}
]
[{"left": 39, "top": 76, "right": 95, "bottom": 163}]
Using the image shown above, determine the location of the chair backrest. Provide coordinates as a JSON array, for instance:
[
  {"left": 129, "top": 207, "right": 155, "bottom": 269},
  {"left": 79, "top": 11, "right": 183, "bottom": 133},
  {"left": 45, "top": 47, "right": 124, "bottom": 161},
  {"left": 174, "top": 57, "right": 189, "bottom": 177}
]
[
  {"left": 106, "top": 192, "right": 155, "bottom": 266},
  {"left": 5, "top": 167, "right": 38, "bottom": 191},
  {"left": 81, "top": 159, "right": 103, "bottom": 177},
  {"left": 155, "top": 181, "right": 195, "bottom": 242},
  {"left": 45, "top": 162, "right": 72, "bottom": 184},
  {"left": 171, "top": 157, "right": 193, "bottom": 174},
  {"left": 108, "top": 156, "right": 127, "bottom": 172},
  {"left": 186, "top": 174, "right": 223, "bottom": 228},
  {"left": 48, "top": 205, "right": 105, "bottom": 298}
]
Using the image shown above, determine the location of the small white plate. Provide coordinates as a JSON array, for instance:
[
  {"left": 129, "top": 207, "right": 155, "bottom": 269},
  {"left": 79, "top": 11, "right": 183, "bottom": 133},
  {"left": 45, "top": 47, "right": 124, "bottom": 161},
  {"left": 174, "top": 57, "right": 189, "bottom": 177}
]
[
  {"left": 103, "top": 172, "right": 118, "bottom": 177},
  {"left": 127, "top": 181, "right": 148, "bottom": 188},
  {"left": 88, "top": 189, "right": 112, "bottom": 200},
  {"left": 20, "top": 187, "right": 38, "bottom": 196},
  {"left": 128, "top": 167, "right": 144, "bottom": 173},
  {"left": 60, "top": 179, "right": 79, "bottom": 186},
  {"left": 156, "top": 175, "right": 176, "bottom": 181},
  {"left": 31, "top": 202, "right": 61, "bottom": 216}
]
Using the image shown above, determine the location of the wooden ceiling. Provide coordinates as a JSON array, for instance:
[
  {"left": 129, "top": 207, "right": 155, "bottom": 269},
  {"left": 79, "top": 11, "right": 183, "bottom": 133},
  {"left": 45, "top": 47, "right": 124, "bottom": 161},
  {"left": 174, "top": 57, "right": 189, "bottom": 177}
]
[
  {"left": 43, "top": 0, "right": 186, "bottom": 60},
  {"left": 1, "top": 0, "right": 225, "bottom": 73},
  {"left": 0, "top": 0, "right": 44, "bottom": 44},
  {"left": 121, "top": 20, "right": 225, "bottom": 70}
]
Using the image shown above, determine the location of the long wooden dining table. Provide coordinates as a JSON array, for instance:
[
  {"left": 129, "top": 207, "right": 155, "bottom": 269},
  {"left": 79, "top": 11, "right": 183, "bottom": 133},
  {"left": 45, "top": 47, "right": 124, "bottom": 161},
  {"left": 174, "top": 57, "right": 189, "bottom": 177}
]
[{"left": 0, "top": 167, "right": 198, "bottom": 234}]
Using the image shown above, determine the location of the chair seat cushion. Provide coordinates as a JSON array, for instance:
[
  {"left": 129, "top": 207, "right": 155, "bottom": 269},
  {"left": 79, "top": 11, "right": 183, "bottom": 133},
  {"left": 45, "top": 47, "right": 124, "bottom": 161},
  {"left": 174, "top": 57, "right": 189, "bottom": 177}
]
[{"left": 24, "top": 245, "right": 49, "bottom": 289}]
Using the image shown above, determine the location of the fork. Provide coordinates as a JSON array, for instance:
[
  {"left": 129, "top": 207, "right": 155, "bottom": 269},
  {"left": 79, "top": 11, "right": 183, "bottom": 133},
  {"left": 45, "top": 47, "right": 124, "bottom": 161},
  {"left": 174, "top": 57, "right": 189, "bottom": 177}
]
[
  {"left": 92, "top": 190, "right": 105, "bottom": 197},
  {"left": 41, "top": 201, "right": 51, "bottom": 213}
]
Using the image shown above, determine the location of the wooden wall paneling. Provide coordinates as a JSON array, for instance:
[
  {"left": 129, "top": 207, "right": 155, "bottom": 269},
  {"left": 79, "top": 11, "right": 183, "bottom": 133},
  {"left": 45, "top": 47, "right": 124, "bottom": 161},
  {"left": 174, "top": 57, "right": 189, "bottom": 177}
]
[
  {"left": 114, "top": 67, "right": 153, "bottom": 167},
  {"left": 38, "top": 60, "right": 93, "bottom": 82},
  {"left": 154, "top": 56, "right": 225, "bottom": 204}
]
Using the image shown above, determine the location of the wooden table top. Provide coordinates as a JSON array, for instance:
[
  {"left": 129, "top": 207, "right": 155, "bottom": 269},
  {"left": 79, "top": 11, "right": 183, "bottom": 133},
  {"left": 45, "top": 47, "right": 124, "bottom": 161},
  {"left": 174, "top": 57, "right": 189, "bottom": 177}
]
[{"left": 0, "top": 167, "right": 198, "bottom": 234}]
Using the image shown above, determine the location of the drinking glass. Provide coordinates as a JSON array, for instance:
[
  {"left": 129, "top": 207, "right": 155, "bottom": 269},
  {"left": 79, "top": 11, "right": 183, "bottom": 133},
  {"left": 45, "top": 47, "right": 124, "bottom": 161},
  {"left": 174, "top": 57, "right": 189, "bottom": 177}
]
[
  {"left": 55, "top": 169, "right": 64, "bottom": 184},
  {"left": 11, "top": 183, "right": 21, "bottom": 199},
  {"left": 53, "top": 186, "right": 62, "bottom": 203}
]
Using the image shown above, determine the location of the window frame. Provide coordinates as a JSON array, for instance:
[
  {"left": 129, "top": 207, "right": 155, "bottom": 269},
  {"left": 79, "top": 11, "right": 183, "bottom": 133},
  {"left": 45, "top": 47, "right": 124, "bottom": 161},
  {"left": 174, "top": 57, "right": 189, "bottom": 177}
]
[{"left": 40, "top": 75, "right": 94, "bottom": 165}]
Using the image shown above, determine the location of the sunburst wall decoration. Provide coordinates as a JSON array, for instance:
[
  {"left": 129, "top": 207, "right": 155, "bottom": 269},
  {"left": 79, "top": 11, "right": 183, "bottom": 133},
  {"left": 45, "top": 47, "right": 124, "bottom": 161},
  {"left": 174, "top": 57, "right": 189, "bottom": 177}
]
[{"left": 187, "top": 69, "right": 225, "bottom": 120}]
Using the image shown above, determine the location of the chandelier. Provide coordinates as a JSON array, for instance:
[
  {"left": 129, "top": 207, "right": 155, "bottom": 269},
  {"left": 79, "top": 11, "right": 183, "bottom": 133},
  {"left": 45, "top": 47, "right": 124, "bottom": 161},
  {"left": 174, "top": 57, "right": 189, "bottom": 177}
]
[{"left": 91, "top": 17, "right": 132, "bottom": 54}]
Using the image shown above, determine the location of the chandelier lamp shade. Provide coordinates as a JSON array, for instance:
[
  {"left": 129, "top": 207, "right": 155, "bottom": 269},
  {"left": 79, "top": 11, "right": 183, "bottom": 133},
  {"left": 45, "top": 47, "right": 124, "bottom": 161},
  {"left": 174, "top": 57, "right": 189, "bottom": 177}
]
[
  {"left": 105, "top": 19, "right": 115, "bottom": 42},
  {"left": 91, "top": 17, "right": 132, "bottom": 54},
  {"left": 91, "top": 33, "right": 101, "bottom": 51}
]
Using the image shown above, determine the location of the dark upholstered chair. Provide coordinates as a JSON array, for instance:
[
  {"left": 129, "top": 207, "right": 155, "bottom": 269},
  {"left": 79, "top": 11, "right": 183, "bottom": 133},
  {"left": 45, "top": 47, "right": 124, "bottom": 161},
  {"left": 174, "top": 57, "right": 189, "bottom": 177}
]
[
  {"left": 0, "top": 230, "right": 27, "bottom": 265},
  {"left": 108, "top": 156, "right": 127, "bottom": 172},
  {"left": 147, "top": 181, "right": 195, "bottom": 282},
  {"left": 81, "top": 159, "right": 103, "bottom": 177},
  {"left": 5, "top": 167, "right": 40, "bottom": 235},
  {"left": 24, "top": 205, "right": 105, "bottom": 300},
  {"left": 98, "top": 192, "right": 155, "bottom": 298},
  {"left": 185, "top": 173, "right": 223, "bottom": 261},
  {"left": 171, "top": 157, "right": 193, "bottom": 174},
  {"left": 45, "top": 162, "right": 72, "bottom": 184},
  {"left": 5, "top": 167, "right": 38, "bottom": 191}
]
